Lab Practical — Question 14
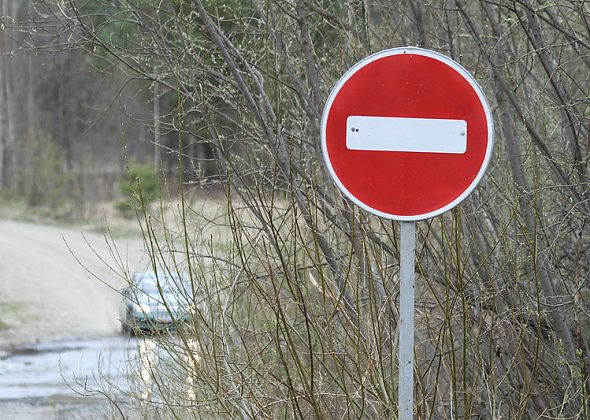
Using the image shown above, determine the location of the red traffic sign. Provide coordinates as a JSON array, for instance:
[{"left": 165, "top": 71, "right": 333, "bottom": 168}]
[{"left": 321, "top": 47, "right": 493, "bottom": 221}]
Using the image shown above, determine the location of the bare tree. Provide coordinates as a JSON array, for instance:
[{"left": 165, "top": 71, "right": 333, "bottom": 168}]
[{"left": 12, "top": 0, "right": 590, "bottom": 418}]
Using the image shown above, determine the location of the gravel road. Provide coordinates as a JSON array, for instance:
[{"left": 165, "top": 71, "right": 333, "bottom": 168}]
[
  {"left": 0, "top": 218, "right": 149, "bottom": 419},
  {"left": 0, "top": 219, "right": 146, "bottom": 348}
]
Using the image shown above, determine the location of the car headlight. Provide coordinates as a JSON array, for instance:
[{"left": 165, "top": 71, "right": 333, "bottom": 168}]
[{"left": 133, "top": 303, "right": 151, "bottom": 314}]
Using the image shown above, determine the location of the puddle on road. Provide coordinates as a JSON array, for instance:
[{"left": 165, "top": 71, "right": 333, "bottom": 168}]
[
  {"left": 0, "top": 335, "right": 194, "bottom": 418},
  {"left": 0, "top": 337, "right": 135, "bottom": 400}
]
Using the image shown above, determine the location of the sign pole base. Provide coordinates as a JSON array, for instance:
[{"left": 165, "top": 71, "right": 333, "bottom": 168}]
[{"left": 399, "top": 221, "right": 416, "bottom": 419}]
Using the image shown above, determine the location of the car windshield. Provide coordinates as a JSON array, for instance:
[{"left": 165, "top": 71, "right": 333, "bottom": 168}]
[{"left": 133, "top": 272, "right": 191, "bottom": 295}]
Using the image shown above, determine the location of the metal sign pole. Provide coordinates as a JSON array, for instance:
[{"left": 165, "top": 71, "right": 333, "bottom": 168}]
[{"left": 399, "top": 221, "right": 416, "bottom": 419}]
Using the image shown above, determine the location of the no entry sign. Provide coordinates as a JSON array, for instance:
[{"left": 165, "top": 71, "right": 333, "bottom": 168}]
[{"left": 321, "top": 47, "right": 493, "bottom": 220}]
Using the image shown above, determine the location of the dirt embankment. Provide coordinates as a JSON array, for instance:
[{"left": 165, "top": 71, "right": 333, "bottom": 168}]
[{"left": 0, "top": 219, "right": 146, "bottom": 348}]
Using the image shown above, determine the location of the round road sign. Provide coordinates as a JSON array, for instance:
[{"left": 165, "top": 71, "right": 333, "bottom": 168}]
[{"left": 321, "top": 47, "right": 493, "bottom": 221}]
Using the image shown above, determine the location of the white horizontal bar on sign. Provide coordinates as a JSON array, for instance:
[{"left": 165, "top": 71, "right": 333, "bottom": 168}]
[{"left": 346, "top": 116, "right": 467, "bottom": 154}]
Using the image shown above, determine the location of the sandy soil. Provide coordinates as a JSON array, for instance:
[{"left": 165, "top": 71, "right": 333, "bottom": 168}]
[{"left": 0, "top": 219, "right": 146, "bottom": 348}]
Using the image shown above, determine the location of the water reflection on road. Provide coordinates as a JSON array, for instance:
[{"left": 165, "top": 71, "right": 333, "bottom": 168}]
[{"left": 0, "top": 335, "right": 168, "bottom": 418}]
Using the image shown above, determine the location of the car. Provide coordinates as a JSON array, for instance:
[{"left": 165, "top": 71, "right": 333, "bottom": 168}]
[{"left": 119, "top": 271, "right": 193, "bottom": 334}]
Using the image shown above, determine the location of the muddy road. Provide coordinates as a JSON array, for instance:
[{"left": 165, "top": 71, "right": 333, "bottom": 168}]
[{"left": 0, "top": 219, "right": 148, "bottom": 418}]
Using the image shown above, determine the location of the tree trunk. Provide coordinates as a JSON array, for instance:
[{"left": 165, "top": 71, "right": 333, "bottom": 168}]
[{"left": 153, "top": 79, "right": 161, "bottom": 170}]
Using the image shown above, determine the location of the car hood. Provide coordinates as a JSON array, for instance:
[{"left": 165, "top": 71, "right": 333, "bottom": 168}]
[{"left": 136, "top": 292, "right": 188, "bottom": 313}]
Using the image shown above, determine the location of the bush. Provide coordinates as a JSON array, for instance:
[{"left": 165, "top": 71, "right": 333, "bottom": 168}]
[{"left": 116, "top": 163, "right": 160, "bottom": 217}]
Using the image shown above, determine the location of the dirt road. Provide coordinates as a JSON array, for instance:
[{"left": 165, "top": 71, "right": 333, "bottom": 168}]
[
  {"left": 0, "top": 219, "right": 146, "bottom": 347},
  {"left": 0, "top": 219, "right": 149, "bottom": 418}
]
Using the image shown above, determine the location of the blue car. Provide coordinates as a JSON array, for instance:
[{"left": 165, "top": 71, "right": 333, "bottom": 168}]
[{"left": 119, "top": 271, "right": 193, "bottom": 334}]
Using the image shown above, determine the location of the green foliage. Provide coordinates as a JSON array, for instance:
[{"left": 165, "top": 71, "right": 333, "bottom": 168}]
[
  {"left": 117, "top": 163, "right": 161, "bottom": 217},
  {"left": 78, "top": 0, "right": 141, "bottom": 48}
]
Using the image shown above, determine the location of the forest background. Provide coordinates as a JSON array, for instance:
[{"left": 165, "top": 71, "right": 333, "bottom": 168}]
[{"left": 1, "top": 1, "right": 590, "bottom": 419}]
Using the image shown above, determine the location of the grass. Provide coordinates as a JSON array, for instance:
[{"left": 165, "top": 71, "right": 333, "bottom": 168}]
[
  {"left": 0, "top": 301, "right": 30, "bottom": 331},
  {"left": 89, "top": 223, "right": 142, "bottom": 239}
]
